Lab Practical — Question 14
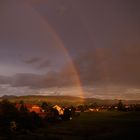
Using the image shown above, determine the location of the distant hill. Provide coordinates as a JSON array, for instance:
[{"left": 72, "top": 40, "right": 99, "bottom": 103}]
[
  {"left": 0, "top": 95, "right": 84, "bottom": 105},
  {"left": 1, "top": 95, "right": 18, "bottom": 99},
  {"left": 0, "top": 95, "right": 140, "bottom": 105}
]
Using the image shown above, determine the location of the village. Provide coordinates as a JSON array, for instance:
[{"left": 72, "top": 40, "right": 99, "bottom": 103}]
[
  {"left": 15, "top": 99, "right": 140, "bottom": 119},
  {"left": 0, "top": 99, "right": 140, "bottom": 140}
]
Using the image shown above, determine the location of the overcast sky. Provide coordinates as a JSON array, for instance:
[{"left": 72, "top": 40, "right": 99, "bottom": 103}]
[{"left": 0, "top": 0, "right": 140, "bottom": 99}]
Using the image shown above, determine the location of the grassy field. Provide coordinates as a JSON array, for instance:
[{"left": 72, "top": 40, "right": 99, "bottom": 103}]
[
  {"left": 4, "top": 111, "right": 140, "bottom": 140},
  {"left": 46, "top": 111, "right": 140, "bottom": 140}
]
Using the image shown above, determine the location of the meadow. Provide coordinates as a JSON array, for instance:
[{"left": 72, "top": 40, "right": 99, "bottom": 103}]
[
  {"left": 1, "top": 110, "right": 139, "bottom": 140},
  {"left": 43, "top": 111, "right": 140, "bottom": 140}
]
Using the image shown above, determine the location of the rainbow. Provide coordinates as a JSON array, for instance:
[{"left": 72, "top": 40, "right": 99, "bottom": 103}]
[{"left": 24, "top": 2, "right": 85, "bottom": 98}]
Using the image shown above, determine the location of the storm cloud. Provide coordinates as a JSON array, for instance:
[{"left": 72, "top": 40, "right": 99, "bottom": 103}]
[
  {"left": 0, "top": 0, "right": 140, "bottom": 99},
  {"left": 75, "top": 46, "right": 140, "bottom": 87}
]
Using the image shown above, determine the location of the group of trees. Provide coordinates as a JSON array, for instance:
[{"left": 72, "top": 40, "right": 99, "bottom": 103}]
[
  {"left": 0, "top": 99, "right": 76, "bottom": 138},
  {"left": 109, "top": 100, "right": 140, "bottom": 111},
  {"left": 0, "top": 100, "right": 43, "bottom": 138},
  {"left": 76, "top": 100, "right": 140, "bottom": 112}
]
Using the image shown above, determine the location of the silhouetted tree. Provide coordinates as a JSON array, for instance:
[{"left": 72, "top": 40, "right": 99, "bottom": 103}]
[
  {"left": 41, "top": 101, "right": 49, "bottom": 112},
  {"left": 29, "top": 112, "right": 42, "bottom": 128},
  {"left": 117, "top": 100, "right": 125, "bottom": 111},
  {"left": 19, "top": 104, "right": 28, "bottom": 113},
  {"left": 63, "top": 108, "right": 72, "bottom": 120},
  {"left": 0, "top": 100, "right": 19, "bottom": 137},
  {"left": 0, "top": 99, "right": 19, "bottom": 121},
  {"left": 70, "top": 106, "right": 76, "bottom": 116},
  {"left": 45, "top": 108, "right": 59, "bottom": 122},
  {"left": 77, "top": 105, "right": 85, "bottom": 112}
]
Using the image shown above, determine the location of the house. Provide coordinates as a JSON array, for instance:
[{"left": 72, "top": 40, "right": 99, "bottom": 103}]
[
  {"left": 53, "top": 105, "right": 64, "bottom": 115},
  {"left": 16, "top": 103, "right": 46, "bottom": 118},
  {"left": 29, "top": 105, "right": 42, "bottom": 114},
  {"left": 29, "top": 105, "right": 46, "bottom": 118}
]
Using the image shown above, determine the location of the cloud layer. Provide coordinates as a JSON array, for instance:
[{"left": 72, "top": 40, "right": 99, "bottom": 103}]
[
  {"left": 0, "top": 0, "right": 140, "bottom": 99},
  {"left": 75, "top": 46, "right": 140, "bottom": 87}
]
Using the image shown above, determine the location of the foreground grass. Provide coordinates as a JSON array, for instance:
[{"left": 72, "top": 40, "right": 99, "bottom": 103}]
[
  {"left": 46, "top": 111, "right": 140, "bottom": 140},
  {"left": 2, "top": 111, "right": 139, "bottom": 140}
]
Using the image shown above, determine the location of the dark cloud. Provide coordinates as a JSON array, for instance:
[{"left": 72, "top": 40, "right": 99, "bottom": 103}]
[
  {"left": 26, "top": 0, "right": 45, "bottom": 5},
  {"left": 0, "top": 0, "right": 140, "bottom": 99},
  {"left": 23, "top": 57, "right": 51, "bottom": 69},
  {"left": 23, "top": 57, "right": 41, "bottom": 64},
  {"left": 0, "top": 76, "right": 12, "bottom": 85},
  {"left": 37, "top": 59, "right": 52, "bottom": 69},
  {"left": 10, "top": 72, "right": 74, "bottom": 88},
  {"left": 74, "top": 46, "right": 140, "bottom": 87},
  {"left": 1, "top": 45, "right": 139, "bottom": 89},
  {"left": 22, "top": 56, "right": 52, "bottom": 70},
  {"left": 0, "top": 63, "right": 78, "bottom": 89}
]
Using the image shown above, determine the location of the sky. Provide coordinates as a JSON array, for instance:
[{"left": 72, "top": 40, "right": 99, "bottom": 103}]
[{"left": 0, "top": 0, "right": 140, "bottom": 100}]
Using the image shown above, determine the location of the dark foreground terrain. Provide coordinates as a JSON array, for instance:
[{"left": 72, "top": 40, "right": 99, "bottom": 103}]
[
  {"left": 46, "top": 111, "right": 140, "bottom": 140},
  {"left": 1, "top": 111, "right": 139, "bottom": 140}
]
